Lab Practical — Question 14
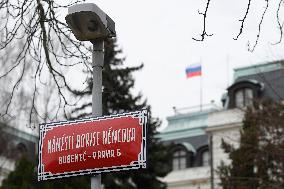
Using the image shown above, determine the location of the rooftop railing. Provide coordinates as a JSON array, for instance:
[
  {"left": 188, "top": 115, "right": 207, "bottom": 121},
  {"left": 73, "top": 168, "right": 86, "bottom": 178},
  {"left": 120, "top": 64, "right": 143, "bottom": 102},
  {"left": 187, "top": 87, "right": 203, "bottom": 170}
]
[{"left": 172, "top": 102, "right": 222, "bottom": 115}]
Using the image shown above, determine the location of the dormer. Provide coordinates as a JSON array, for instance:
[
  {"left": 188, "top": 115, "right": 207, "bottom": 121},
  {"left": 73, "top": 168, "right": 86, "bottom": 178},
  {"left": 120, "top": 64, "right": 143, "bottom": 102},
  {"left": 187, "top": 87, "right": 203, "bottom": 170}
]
[{"left": 227, "top": 80, "right": 264, "bottom": 109}]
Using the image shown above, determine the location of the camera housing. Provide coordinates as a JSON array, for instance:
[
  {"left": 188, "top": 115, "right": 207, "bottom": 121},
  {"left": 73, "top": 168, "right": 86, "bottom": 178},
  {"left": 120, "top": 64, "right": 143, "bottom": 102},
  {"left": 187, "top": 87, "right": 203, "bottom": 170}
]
[{"left": 65, "top": 3, "right": 116, "bottom": 41}]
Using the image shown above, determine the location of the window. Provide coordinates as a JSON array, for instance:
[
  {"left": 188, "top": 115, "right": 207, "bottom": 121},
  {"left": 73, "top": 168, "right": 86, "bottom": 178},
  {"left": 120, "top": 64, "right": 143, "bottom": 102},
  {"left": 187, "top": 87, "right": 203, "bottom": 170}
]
[
  {"left": 201, "top": 150, "right": 209, "bottom": 166},
  {"left": 172, "top": 149, "right": 187, "bottom": 171},
  {"left": 235, "top": 88, "right": 253, "bottom": 108}
]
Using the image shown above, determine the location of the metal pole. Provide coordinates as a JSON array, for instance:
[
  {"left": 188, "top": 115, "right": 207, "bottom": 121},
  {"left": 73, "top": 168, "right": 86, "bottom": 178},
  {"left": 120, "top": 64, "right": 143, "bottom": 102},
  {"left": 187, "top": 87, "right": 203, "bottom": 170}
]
[
  {"left": 91, "top": 40, "right": 104, "bottom": 189},
  {"left": 209, "top": 134, "right": 214, "bottom": 189}
]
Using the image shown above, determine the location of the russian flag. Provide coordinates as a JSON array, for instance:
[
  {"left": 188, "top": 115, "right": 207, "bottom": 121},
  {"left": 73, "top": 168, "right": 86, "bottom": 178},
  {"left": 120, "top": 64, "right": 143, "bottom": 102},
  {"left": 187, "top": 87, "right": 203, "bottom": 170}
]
[{"left": 186, "top": 64, "right": 202, "bottom": 78}]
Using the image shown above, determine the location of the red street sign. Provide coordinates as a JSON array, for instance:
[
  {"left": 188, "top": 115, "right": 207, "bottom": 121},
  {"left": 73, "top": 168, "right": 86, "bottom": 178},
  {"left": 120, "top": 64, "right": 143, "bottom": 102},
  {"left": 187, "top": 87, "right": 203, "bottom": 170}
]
[{"left": 38, "top": 110, "right": 148, "bottom": 181}]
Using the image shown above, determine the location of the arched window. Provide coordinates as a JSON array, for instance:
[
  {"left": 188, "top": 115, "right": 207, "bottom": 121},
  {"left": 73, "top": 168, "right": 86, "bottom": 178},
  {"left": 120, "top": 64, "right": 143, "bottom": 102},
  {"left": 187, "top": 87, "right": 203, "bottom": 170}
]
[
  {"left": 235, "top": 88, "right": 253, "bottom": 108},
  {"left": 172, "top": 149, "right": 187, "bottom": 171},
  {"left": 201, "top": 150, "right": 209, "bottom": 166}
]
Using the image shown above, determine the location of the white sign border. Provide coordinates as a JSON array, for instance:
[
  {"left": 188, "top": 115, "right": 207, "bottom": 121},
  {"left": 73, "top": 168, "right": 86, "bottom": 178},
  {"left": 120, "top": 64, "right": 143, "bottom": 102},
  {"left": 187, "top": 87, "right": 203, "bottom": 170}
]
[{"left": 38, "top": 109, "right": 148, "bottom": 181}]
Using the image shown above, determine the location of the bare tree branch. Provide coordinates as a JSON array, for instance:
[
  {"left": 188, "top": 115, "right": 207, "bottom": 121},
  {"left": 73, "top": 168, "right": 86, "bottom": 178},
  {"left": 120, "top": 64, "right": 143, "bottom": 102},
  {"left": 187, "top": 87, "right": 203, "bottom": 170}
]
[
  {"left": 0, "top": 0, "right": 93, "bottom": 126},
  {"left": 192, "top": 0, "right": 213, "bottom": 41},
  {"left": 272, "top": 0, "right": 284, "bottom": 45},
  {"left": 234, "top": 0, "right": 252, "bottom": 40},
  {"left": 248, "top": 0, "right": 269, "bottom": 52},
  {"left": 197, "top": 0, "right": 284, "bottom": 51}
]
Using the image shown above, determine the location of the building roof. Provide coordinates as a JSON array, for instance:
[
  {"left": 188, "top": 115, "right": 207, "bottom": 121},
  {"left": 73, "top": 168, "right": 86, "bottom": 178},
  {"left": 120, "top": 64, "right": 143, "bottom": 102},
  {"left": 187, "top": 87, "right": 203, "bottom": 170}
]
[
  {"left": 234, "top": 60, "right": 284, "bottom": 80},
  {"left": 157, "top": 105, "right": 218, "bottom": 142},
  {"left": 0, "top": 123, "right": 38, "bottom": 143},
  {"left": 234, "top": 60, "right": 284, "bottom": 101}
]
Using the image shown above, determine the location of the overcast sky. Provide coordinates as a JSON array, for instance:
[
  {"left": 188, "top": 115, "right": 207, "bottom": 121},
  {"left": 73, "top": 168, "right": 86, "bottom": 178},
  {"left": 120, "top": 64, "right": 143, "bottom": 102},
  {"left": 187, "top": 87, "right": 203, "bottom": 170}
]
[{"left": 65, "top": 0, "right": 284, "bottom": 128}]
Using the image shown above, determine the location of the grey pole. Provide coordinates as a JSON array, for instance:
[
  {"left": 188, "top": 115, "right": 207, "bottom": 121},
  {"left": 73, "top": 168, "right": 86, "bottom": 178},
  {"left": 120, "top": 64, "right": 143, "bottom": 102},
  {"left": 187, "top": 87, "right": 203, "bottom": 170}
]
[
  {"left": 91, "top": 40, "right": 104, "bottom": 189},
  {"left": 209, "top": 134, "right": 214, "bottom": 189}
]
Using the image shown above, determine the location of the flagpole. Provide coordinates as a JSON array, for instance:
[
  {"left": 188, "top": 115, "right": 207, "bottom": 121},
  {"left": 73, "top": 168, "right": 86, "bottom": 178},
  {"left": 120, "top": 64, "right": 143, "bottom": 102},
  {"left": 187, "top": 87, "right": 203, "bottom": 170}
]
[{"left": 226, "top": 54, "right": 230, "bottom": 88}]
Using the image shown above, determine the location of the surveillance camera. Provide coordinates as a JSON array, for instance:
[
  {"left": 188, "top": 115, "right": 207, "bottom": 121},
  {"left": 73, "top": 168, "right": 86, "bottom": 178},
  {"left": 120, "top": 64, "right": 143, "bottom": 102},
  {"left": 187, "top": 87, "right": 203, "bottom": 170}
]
[{"left": 65, "top": 3, "right": 116, "bottom": 41}]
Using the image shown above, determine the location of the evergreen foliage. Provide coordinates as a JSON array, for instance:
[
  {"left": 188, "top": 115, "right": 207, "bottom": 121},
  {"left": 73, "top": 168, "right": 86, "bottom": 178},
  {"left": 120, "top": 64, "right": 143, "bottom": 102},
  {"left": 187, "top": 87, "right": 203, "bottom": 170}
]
[
  {"left": 71, "top": 38, "right": 171, "bottom": 189},
  {"left": 218, "top": 101, "right": 284, "bottom": 189},
  {"left": 0, "top": 156, "right": 90, "bottom": 189},
  {"left": 1, "top": 156, "right": 36, "bottom": 189}
]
